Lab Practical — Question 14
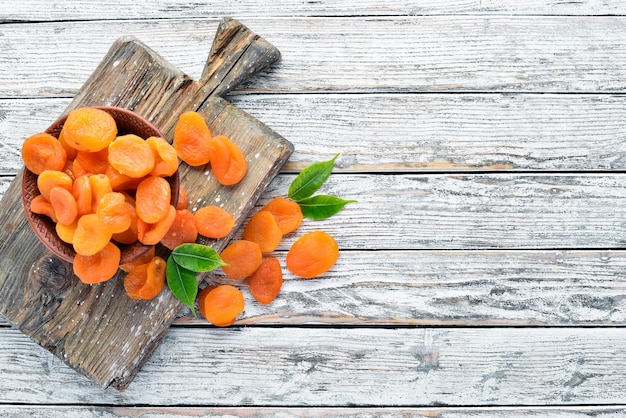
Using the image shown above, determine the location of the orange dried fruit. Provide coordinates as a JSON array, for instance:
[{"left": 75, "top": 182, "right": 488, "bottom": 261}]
[
  {"left": 219, "top": 240, "right": 263, "bottom": 280},
  {"left": 173, "top": 111, "right": 212, "bottom": 166},
  {"left": 30, "top": 195, "right": 58, "bottom": 223},
  {"left": 242, "top": 210, "right": 283, "bottom": 253},
  {"left": 73, "top": 241, "right": 121, "bottom": 284},
  {"left": 262, "top": 197, "right": 303, "bottom": 234},
  {"left": 61, "top": 107, "right": 117, "bottom": 152},
  {"left": 108, "top": 134, "right": 155, "bottom": 178},
  {"left": 112, "top": 204, "right": 139, "bottom": 245},
  {"left": 137, "top": 204, "right": 176, "bottom": 245},
  {"left": 96, "top": 192, "right": 133, "bottom": 234},
  {"left": 55, "top": 220, "right": 78, "bottom": 244},
  {"left": 286, "top": 231, "right": 339, "bottom": 278},
  {"left": 74, "top": 148, "right": 109, "bottom": 175},
  {"left": 135, "top": 176, "right": 171, "bottom": 223},
  {"left": 175, "top": 185, "right": 188, "bottom": 210},
  {"left": 49, "top": 186, "right": 78, "bottom": 226},
  {"left": 21, "top": 132, "right": 67, "bottom": 175},
  {"left": 209, "top": 135, "right": 247, "bottom": 186},
  {"left": 119, "top": 247, "right": 155, "bottom": 273},
  {"left": 89, "top": 174, "right": 113, "bottom": 212},
  {"left": 72, "top": 175, "right": 93, "bottom": 217},
  {"left": 123, "top": 256, "right": 166, "bottom": 300},
  {"left": 248, "top": 257, "right": 283, "bottom": 305},
  {"left": 194, "top": 205, "right": 235, "bottom": 239},
  {"left": 73, "top": 213, "right": 112, "bottom": 256},
  {"left": 160, "top": 209, "right": 198, "bottom": 250},
  {"left": 147, "top": 136, "right": 178, "bottom": 177},
  {"left": 198, "top": 284, "right": 245, "bottom": 327},
  {"left": 37, "top": 170, "right": 73, "bottom": 201}
]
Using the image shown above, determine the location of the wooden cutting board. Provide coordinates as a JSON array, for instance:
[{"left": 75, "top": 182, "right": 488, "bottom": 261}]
[{"left": 0, "top": 18, "right": 293, "bottom": 390}]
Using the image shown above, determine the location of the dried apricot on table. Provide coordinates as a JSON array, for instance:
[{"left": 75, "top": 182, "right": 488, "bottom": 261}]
[
  {"left": 248, "top": 257, "right": 283, "bottom": 305},
  {"left": 286, "top": 231, "right": 339, "bottom": 278},
  {"left": 21, "top": 132, "right": 67, "bottom": 175},
  {"left": 194, "top": 205, "right": 235, "bottom": 239},
  {"left": 137, "top": 204, "right": 176, "bottom": 245},
  {"left": 262, "top": 197, "right": 303, "bottom": 234},
  {"left": 209, "top": 135, "right": 247, "bottom": 186},
  {"left": 198, "top": 284, "right": 245, "bottom": 326},
  {"left": 242, "top": 210, "right": 283, "bottom": 253},
  {"left": 108, "top": 134, "right": 156, "bottom": 178},
  {"left": 173, "top": 111, "right": 212, "bottom": 166},
  {"left": 135, "top": 176, "right": 171, "bottom": 224},
  {"left": 61, "top": 107, "right": 117, "bottom": 152},
  {"left": 160, "top": 209, "right": 198, "bottom": 250},
  {"left": 73, "top": 241, "right": 121, "bottom": 284},
  {"left": 219, "top": 240, "right": 263, "bottom": 280},
  {"left": 123, "top": 256, "right": 167, "bottom": 300}
]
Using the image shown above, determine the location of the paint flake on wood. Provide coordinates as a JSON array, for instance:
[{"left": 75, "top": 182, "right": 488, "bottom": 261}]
[{"left": 0, "top": 18, "right": 292, "bottom": 390}]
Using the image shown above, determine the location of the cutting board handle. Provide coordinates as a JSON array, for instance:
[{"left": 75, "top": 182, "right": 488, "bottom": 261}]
[{"left": 196, "top": 18, "right": 281, "bottom": 99}]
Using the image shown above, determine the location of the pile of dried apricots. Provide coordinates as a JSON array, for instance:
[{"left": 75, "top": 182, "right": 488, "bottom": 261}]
[{"left": 21, "top": 107, "right": 339, "bottom": 327}]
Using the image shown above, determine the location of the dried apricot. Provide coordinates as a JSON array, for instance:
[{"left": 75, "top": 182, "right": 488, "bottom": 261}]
[
  {"left": 242, "top": 210, "right": 283, "bottom": 253},
  {"left": 286, "top": 231, "right": 339, "bottom": 278},
  {"left": 21, "top": 132, "right": 67, "bottom": 175},
  {"left": 119, "top": 246, "right": 155, "bottom": 272},
  {"left": 135, "top": 176, "right": 171, "bottom": 223},
  {"left": 209, "top": 135, "right": 247, "bottom": 186},
  {"left": 147, "top": 136, "right": 178, "bottom": 177},
  {"left": 72, "top": 175, "right": 93, "bottom": 217},
  {"left": 61, "top": 107, "right": 117, "bottom": 152},
  {"left": 194, "top": 205, "right": 235, "bottom": 239},
  {"left": 73, "top": 213, "right": 112, "bottom": 256},
  {"left": 160, "top": 209, "right": 198, "bottom": 250},
  {"left": 37, "top": 170, "right": 73, "bottom": 201},
  {"left": 173, "top": 111, "right": 212, "bottom": 166},
  {"left": 123, "top": 256, "right": 166, "bottom": 300},
  {"left": 108, "top": 134, "right": 155, "bottom": 178},
  {"left": 262, "top": 197, "right": 303, "bottom": 234},
  {"left": 89, "top": 174, "right": 113, "bottom": 212},
  {"left": 55, "top": 219, "right": 78, "bottom": 244},
  {"left": 49, "top": 186, "right": 78, "bottom": 226},
  {"left": 248, "top": 257, "right": 283, "bottom": 305},
  {"left": 30, "top": 195, "right": 57, "bottom": 223},
  {"left": 73, "top": 241, "right": 121, "bottom": 284},
  {"left": 112, "top": 204, "right": 139, "bottom": 245},
  {"left": 219, "top": 240, "right": 263, "bottom": 280},
  {"left": 137, "top": 204, "right": 176, "bottom": 245},
  {"left": 198, "top": 284, "right": 244, "bottom": 326},
  {"left": 105, "top": 164, "right": 144, "bottom": 191},
  {"left": 74, "top": 148, "right": 109, "bottom": 175},
  {"left": 96, "top": 192, "right": 133, "bottom": 234},
  {"left": 176, "top": 185, "right": 188, "bottom": 210}
]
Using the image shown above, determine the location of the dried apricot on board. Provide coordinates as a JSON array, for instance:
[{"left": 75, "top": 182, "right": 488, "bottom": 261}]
[
  {"left": 73, "top": 241, "right": 121, "bottom": 284},
  {"left": 220, "top": 240, "right": 263, "bottom": 280},
  {"left": 160, "top": 209, "right": 198, "bottom": 250},
  {"left": 137, "top": 204, "right": 176, "bottom": 245},
  {"left": 108, "top": 134, "right": 155, "bottom": 178},
  {"left": 61, "top": 107, "right": 117, "bottom": 152},
  {"left": 147, "top": 136, "right": 178, "bottom": 177},
  {"left": 194, "top": 205, "right": 235, "bottom": 239},
  {"left": 22, "top": 132, "right": 67, "bottom": 175},
  {"left": 248, "top": 257, "right": 283, "bottom": 305},
  {"left": 262, "top": 197, "right": 303, "bottom": 234},
  {"left": 173, "top": 111, "right": 212, "bottom": 166},
  {"left": 209, "top": 135, "right": 247, "bottom": 186},
  {"left": 135, "top": 176, "right": 171, "bottom": 223},
  {"left": 242, "top": 210, "right": 283, "bottom": 253},
  {"left": 286, "top": 231, "right": 339, "bottom": 278},
  {"left": 198, "top": 284, "right": 245, "bottom": 326},
  {"left": 123, "top": 256, "right": 166, "bottom": 300}
]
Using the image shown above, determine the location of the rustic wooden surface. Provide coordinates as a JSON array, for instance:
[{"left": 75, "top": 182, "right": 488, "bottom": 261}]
[{"left": 1, "top": 1, "right": 626, "bottom": 416}]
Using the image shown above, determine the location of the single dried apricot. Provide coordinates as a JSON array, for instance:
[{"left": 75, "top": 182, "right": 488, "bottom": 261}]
[
  {"left": 49, "top": 186, "right": 78, "bottom": 226},
  {"left": 112, "top": 204, "right": 140, "bottom": 245},
  {"left": 37, "top": 170, "right": 73, "bottom": 201},
  {"left": 160, "top": 209, "right": 198, "bottom": 250},
  {"left": 242, "top": 210, "right": 283, "bottom": 253},
  {"left": 147, "top": 136, "right": 178, "bottom": 177},
  {"left": 55, "top": 220, "right": 78, "bottom": 244},
  {"left": 61, "top": 107, "right": 117, "bottom": 152},
  {"left": 74, "top": 148, "right": 109, "bottom": 175},
  {"left": 219, "top": 240, "right": 263, "bottom": 280},
  {"left": 108, "top": 134, "right": 155, "bottom": 178},
  {"left": 96, "top": 192, "right": 133, "bottom": 234},
  {"left": 209, "top": 135, "right": 247, "bottom": 186},
  {"left": 194, "top": 205, "right": 235, "bottom": 239},
  {"left": 198, "top": 284, "right": 244, "bottom": 326},
  {"left": 72, "top": 175, "right": 93, "bottom": 217},
  {"left": 73, "top": 213, "right": 112, "bottom": 256},
  {"left": 176, "top": 185, "right": 188, "bottom": 210},
  {"left": 262, "top": 197, "right": 303, "bottom": 234},
  {"left": 286, "top": 231, "right": 339, "bottom": 278},
  {"left": 30, "top": 195, "right": 57, "bottom": 223},
  {"left": 89, "top": 174, "right": 113, "bottom": 212},
  {"left": 135, "top": 176, "right": 171, "bottom": 223},
  {"left": 73, "top": 241, "right": 121, "bottom": 284},
  {"left": 123, "top": 256, "right": 166, "bottom": 300},
  {"left": 248, "top": 257, "right": 283, "bottom": 305},
  {"left": 173, "top": 111, "right": 212, "bottom": 166},
  {"left": 137, "top": 204, "right": 176, "bottom": 245},
  {"left": 119, "top": 246, "right": 155, "bottom": 272},
  {"left": 22, "top": 132, "right": 67, "bottom": 175}
]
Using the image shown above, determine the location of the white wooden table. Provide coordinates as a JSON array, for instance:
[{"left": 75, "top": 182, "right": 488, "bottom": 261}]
[{"left": 1, "top": 1, "right": 626, "bottom": 416}]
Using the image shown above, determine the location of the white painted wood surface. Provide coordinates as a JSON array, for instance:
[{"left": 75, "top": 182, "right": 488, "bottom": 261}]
[{"left": 1, "top": 1, "right": 626, "bottom": 416}]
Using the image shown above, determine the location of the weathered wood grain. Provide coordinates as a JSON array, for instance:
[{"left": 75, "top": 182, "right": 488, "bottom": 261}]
[
  {"left": 0, "top": 19, "right": 291, "bottom": 390},
  {"left": 1, "top": 326, "right": 626, "bottom": 406},
  {"left": 4, "top": 93, "right": 626, "bottom": 175},
  {"left": 2, "top": 17, "right": 626, "bottom": 97},
  {"left": 3, "top": 0, "right": 625, "bottom": 22},
  {"left": 1, "top": 405, "right": 625, "bottom": 417}
]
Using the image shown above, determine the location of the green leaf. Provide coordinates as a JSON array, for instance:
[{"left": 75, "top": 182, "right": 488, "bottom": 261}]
[
  {"left": 166, "top": 255, "right": 198, "bottom": 316},
  {"left": 288, "top": 154, "right": 339, "bottom": 201},
  {"left": 297, "top": 194, "right": 357, "bottom": 220},
  {"left": 172, "top": 243, "right": 228, "bottom": 273}
]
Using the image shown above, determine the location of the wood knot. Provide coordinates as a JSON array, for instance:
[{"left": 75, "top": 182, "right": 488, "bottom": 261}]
[{"left": 30, "top": 254, "right": 72, "bottom": 294}]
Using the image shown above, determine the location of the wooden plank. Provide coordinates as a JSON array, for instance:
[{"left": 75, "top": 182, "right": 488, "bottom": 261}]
[
  {"left": 4, "top": 93, "right": 626, "bottom": 175},
  {"left": 1, "top": 17, "right": 626, "bottom": 97},
  {"left": 0, "top": 19, "right": 292, "bottom": 390},
  {"left": 3, "top": 0, "right": 626, "bottom": 22},
  {"left": 1, "top": 326, "right": 626, "bottom": 405},
  {"left": 0, "top": 405, "right": 625, "bottom": 417}
]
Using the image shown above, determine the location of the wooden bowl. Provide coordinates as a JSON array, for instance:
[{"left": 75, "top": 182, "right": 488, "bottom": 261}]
[{"left": 22, "top": 106, "right": 179, "bottom": 265}]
